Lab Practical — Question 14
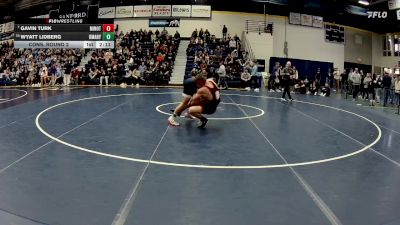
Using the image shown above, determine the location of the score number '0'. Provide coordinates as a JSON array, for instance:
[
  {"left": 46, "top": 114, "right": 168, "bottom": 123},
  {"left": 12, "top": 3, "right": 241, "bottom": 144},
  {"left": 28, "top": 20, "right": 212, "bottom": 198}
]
[{"left": 102, "top": 24, "right": 114, "bottom": 32}]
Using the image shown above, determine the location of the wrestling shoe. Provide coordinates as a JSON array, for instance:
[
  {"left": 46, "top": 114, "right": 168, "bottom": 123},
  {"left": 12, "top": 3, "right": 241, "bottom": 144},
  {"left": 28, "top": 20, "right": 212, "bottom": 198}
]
[
  {"left": 197, "top": 117, "right": 208, "bottom": 128},
  {"left": 168, "top": 116, "right": 180, "bottom": 126}
]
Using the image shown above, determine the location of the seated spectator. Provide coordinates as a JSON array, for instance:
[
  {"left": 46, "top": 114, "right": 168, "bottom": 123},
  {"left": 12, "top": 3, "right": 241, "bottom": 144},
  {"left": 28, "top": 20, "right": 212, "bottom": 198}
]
[
  {"left": 308, "top": 80, "right": 318, "bottom": 95},
  {"left": 321, "top": 83, "right": 331, "bottom": 97},
  {"left": 88, "top": 67, "right": 98, "bottom": 84},
  {"left": 241, "top": 69, "right": 251, "bottom": 91},
  {"left": 294, "top": 80, "right": 307, "bottom": 94}
]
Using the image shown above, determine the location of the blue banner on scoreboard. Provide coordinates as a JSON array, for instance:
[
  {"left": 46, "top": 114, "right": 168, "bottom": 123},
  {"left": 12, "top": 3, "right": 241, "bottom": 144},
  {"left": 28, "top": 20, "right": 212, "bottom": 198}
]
[{"left": 149, "top": 19, "right": 180, "bottom": 27}]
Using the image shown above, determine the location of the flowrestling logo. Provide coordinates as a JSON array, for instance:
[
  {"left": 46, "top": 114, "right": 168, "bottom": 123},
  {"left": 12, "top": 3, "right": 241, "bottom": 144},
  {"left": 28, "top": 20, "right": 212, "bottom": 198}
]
[
  {"left": 149, "top": 19, "right": 180, "bottom": 27},
  {"left": 367, "top": 11, "right": 388, "bottom": 18}
]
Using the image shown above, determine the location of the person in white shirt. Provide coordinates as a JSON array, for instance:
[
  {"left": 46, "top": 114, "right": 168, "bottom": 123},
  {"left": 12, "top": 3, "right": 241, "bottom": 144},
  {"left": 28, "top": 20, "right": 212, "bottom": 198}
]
[
  {"left": 394, "top": 74, "right": 400, "bottom": 107},
  {"left": 217, "top": 61, "right": 227, "bottom": 89},
  {"left": 229, "top": 39, "right": 236, "bottom": 50},
  {"left": 350, "top": 68, "right": 361, "bottom": 100},
  {"left": 40, "top": 64, "right": 48, "bottom": 86},
  {"left": 333, "top": 68, "right": 341, "bottom": 91}
]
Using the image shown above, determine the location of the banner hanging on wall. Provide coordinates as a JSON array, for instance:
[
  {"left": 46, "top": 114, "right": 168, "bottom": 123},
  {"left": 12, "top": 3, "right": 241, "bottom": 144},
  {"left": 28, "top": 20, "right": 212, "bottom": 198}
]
[
  {"left": 289, "top": 12, "right": 301, "bottom": 24},
  {"left": 149, "top": 19, "right": 180, "bottom": 27},
  {"left": 116, "top": 6, "right": 134, "bottom": 18},
  {"left": 312, "top": 16, "right": 323, "bottom": 28},
  {"left": 134, "top": 5, "right": 152, "bottom": 17},
  {"left": 388, "top": 0, "right": 400, "bottom": 10},
  {"left": 172, "top": 5, "right": 191, "bottom": 17},
  {"left": 98, "top": 7, "right": 115, "bottom": 18},
  {"left": 301, "top": 14, "right": 313, "bottom": 26},
  {"left": 4, "top": 21, "right": 14, "bottom": 33},
  {"left": 191, "top": 5, "right": 211, "bottom": 18},
  {"left": 152, "top": 5, "right": 172, "bottom": 17}
]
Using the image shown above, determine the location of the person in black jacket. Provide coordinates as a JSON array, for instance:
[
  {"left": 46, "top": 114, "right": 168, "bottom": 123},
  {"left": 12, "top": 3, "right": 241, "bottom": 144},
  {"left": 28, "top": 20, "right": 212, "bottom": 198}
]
[
  {"left": 222, "top": 25, "right": 228, "bottom": 40},
  {"left": 382, "top": 72, "right": 392, "bottom": 106}
]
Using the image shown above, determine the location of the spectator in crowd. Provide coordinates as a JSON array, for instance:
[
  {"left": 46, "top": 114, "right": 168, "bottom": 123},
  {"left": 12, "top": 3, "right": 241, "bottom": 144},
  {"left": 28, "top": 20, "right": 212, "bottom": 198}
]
[
  {"left": 366, "top": 73, "right": 376, "bottom": 106},
  {"left": 382, "top": 72, "right": 392, "bottom": 106},
  {"left": 222, "top": 25, "right": 228, "bottom": 39},
  {"left": 294, "top": 80, "right": 307, "bottom": 94},
  {"left": 373, "top": 74, "right": 383, "bottom": 103},
  {"left": 64, "top": 61, "right": 73, "bottom": 86},
  {"left": 217, "top": 61, "right": 228, "bottom": 89},
  {"left": 250, "top": 60, "right": 261, "bottom": 92},
  {"left": 389, "top": 73, "right": 395, "bottom": 105},
  {"left": 333, "top": 67, "right": 341, "bottom": 91},
  {"left": 309, "top": 80, "right": 318, "bottom": 95},
  {"left": 350, "top": 68, "right": 361, "bottom": 101},
  {"left": 269, "top": 62, "right": 280, "bottom": 92},
  {"left": 241, "top": 69, "right": 251, "bottom": 90},
  {"left": 394, "top": 74, "right": 400, "bottom": 106},
  {"left": 362, "top": 72, "right": 372, "bottom": 100},
  {"left": 315, "top": 68, "right": 321, "bottom": 94},
  {"left": 40, "top": 64, "right": 48, "bottom": 86},
  {"left": 326, "top": 68, "right": 333, "bottom": 88},
  {"left": 321, "top": 83, "right": 331, "bottom": 97}
]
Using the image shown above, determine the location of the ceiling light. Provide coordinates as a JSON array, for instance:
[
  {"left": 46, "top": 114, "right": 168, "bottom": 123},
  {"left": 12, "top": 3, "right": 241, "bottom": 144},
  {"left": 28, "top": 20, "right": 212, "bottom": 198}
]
[{"left": 358, "top": 0, "right": 370, "bottom": 6}]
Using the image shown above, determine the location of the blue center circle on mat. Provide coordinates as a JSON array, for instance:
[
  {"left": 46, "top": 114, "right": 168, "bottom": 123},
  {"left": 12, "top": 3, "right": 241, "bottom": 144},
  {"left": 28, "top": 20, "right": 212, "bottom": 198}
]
[
  {"left": 35, "top": 92, "right": 382, "bottom": 169},
  {"left": 155, "top": 102, "right": 265, "bottom": 120}
]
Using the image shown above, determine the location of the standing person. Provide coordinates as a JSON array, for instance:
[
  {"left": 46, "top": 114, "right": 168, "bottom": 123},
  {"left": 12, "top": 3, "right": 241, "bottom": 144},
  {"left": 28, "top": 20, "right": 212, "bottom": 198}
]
[
  {"left": 268, "top": 62, "right": 280, "bottom": 92},
  {"left": 373, "top": 74, "right": 383, "bottom": 103},
  {"left": 367, "top": 73, "right": 376, "bottom": 106},
  {"left": 389, "top": 73, "right": 395, "bottom": 105},
  {"left": 217, "top": 61, "right": 227, "bottom": 90},
  {"left": 40, "top": 64, "right": 48, "bottom": 86},
  {"left": 49, "top": 64, "right": 56, "bottom": 86},
  {"left": 54, "top": 63, "right": 63, "bottom": 86},
  {"left": 315, "top": 68, "right": 321, "bottom": 95},
  {"left": 250, "top": 60, "right": 261, "bottom": 92},
  {"left": 327, "top": 68, "right": 333, "bottom": 88},
  {"left": 363, "top": 73, "right": 373, "bottom": 100},
  {"left": 382, "top": 72, "right": 392, "bottom": 107},
  {"left": 350, "top": 68, "right": 361, "bottom": 101},
  {"left": 333, "top": 67, "right": 341, "bottom": 92},
  {"left": 394, "top": 74, "right": 400, "bottom": 106},
  {"left": 64, "top": 61, "right": 72, "bottom": 86},
  {"left": 360, "top": 70, "right": 366, "bottom": 99},
  {"left": 281, "top": 61, "right": 294, "bottom": 101},
  {"left": 291, "top": 65, "right": 299, "bottom": 93},
  {"left": 222, "top": 25, "right": 228, "bottom": 40}
]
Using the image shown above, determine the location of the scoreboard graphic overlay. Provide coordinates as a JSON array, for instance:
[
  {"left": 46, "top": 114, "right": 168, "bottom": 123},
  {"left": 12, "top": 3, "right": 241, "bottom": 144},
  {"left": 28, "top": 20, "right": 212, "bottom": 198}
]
[{"left": 14, "top": 19, "right": 115, "bottom": 49}]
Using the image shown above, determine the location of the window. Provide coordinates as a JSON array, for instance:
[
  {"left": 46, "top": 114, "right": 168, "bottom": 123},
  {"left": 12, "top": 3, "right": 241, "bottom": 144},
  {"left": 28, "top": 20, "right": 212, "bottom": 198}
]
[
  {"left": 383, "top": 35, "right": 392, "bottom": 56},
  {"left": 394, "top": 34, "right": 400, "bottom": 56}
]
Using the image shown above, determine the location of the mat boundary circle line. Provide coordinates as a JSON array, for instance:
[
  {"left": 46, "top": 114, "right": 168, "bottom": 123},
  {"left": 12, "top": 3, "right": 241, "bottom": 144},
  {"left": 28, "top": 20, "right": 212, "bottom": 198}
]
[{"left": 35, "top": 92, "right": 382, "bottom": 169}]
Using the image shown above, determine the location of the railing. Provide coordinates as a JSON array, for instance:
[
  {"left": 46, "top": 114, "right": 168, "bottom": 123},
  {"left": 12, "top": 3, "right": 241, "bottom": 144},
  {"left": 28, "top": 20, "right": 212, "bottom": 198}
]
[
  {"left": 246, "top": 20, "right": 273, "bottom": 35},
  {"left": 242, "top": 31, "right": 255, "bottom": 62}
]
